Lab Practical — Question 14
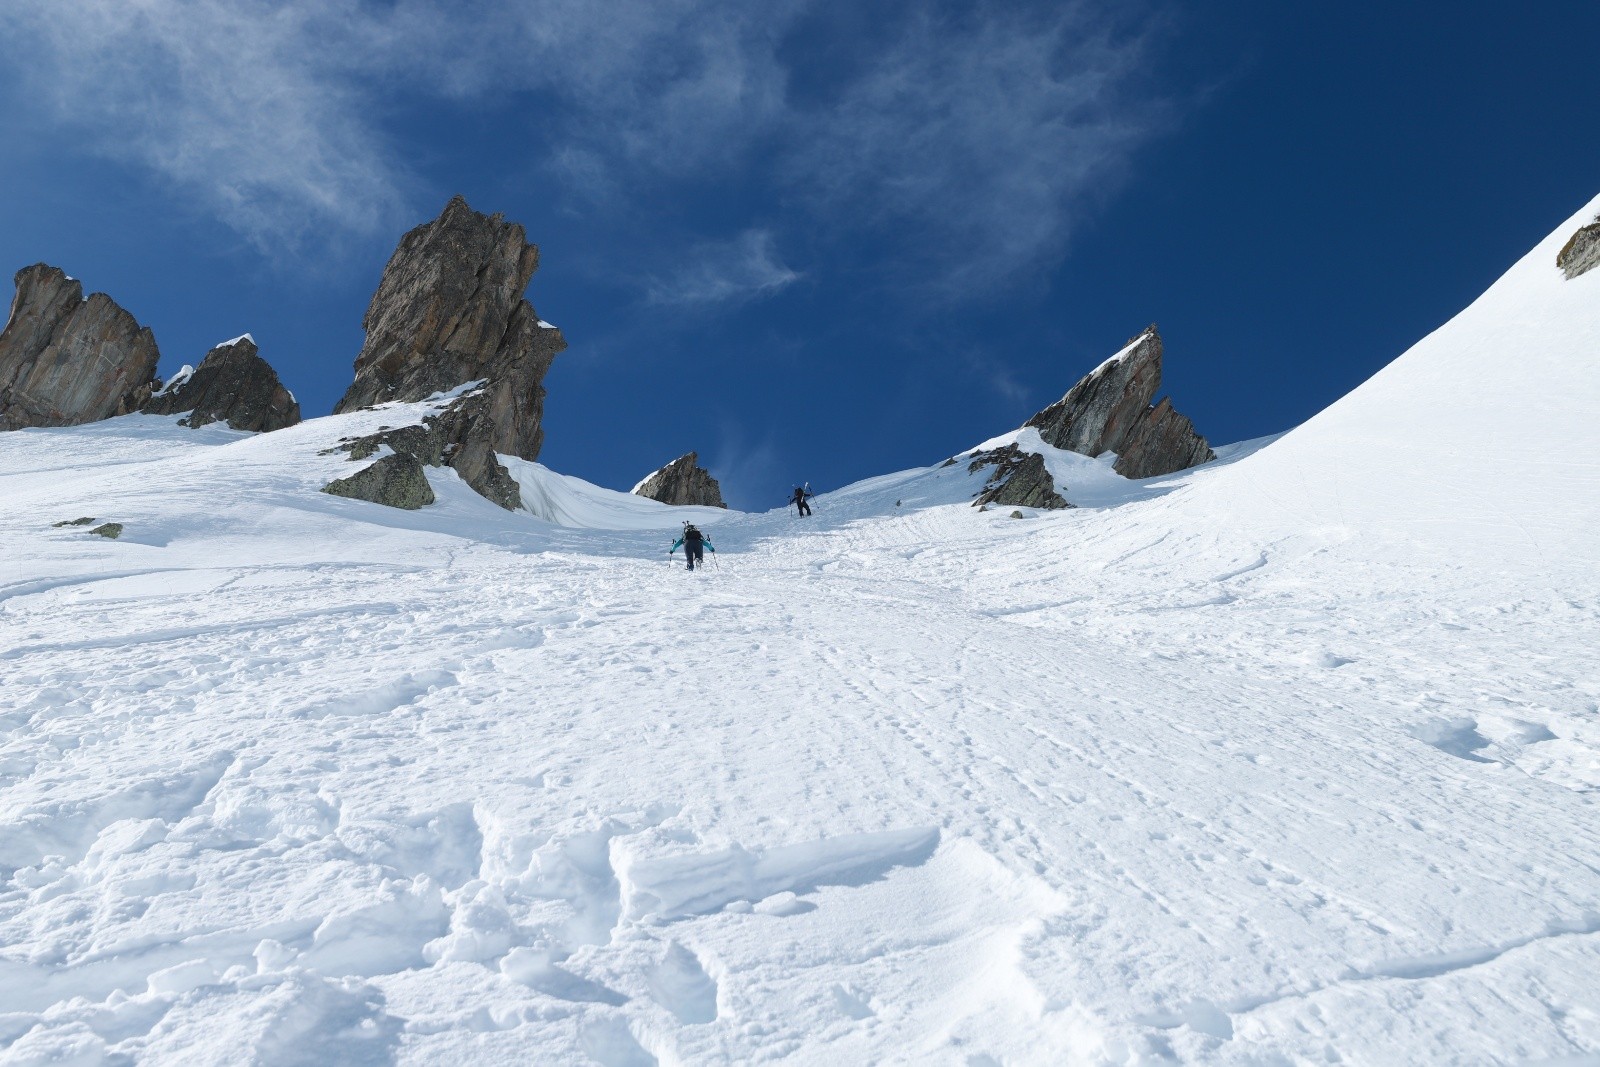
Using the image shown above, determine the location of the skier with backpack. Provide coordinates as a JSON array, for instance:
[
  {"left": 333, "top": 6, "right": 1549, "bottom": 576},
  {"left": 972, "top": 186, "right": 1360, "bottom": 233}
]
[
  {"left": 669, "top": 522, "right": 715, "bottom": 570},
  {"left": 790, "top": 485, "right": 813, "bottom": 516}
]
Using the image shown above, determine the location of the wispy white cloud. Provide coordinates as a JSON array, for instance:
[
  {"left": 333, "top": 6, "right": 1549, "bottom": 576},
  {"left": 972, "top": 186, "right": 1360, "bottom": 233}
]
[
  {"left": 646, "top": 230, "right": 800, "bottom": 306},
  {"left": 786, "top": 5, "right": 1164, "bottom": 292},
  {"left": 0, "top": 0, "right": 1168, "bottom": 290},
  {"left": 0, "top": 0, "right": 415, "bottom": 255}
]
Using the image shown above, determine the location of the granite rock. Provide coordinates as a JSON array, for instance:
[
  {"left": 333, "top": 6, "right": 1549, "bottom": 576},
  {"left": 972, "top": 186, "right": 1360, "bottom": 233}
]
[
  {"left": 634, "top": 452, "right": 727, "bottom": 508},
  {"left": 1558, "top": 216, "right": 1600, "bottom": 280},
  {"left": 969, "top": 445, "right": 1070, "bottom": 510},
  {"left": 0, "top": 265, "right": 160, "bottom": 431},
  {"left": 1025, "top": 325, "right": 1214, "bottom": 479},
  {"left": 142, "top": 336, "right": 300, "bottom": 432},
  {"left": 332, "top": 196, "right": 566, "bottom": 508},
  {"left": 321, "top": 453, "right": 436, "bottom": 510}
]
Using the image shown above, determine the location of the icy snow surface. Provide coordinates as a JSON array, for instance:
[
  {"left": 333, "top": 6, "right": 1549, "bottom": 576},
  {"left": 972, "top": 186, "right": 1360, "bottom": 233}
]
[{"left": 1, "top": 195, "right": 1599, "bottom": 1064}]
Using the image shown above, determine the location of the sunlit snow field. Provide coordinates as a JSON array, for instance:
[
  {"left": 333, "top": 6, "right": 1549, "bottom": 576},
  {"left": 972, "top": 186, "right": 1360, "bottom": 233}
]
[{"left": 2, "top": 198, "right": 1598, "bottom": 1065}]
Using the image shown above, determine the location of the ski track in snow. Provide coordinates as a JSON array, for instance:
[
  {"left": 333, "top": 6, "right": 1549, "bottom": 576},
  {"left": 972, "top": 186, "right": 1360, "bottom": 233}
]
[{"left": 2, "top": 197, "right": 1600, "bottom": 1064}]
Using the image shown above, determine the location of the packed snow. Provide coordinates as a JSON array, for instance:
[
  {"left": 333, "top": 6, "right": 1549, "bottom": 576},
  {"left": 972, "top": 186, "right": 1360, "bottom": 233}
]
[
  {"left": 150, "top": 366, "right": 194, "bottom": 399},
  {"left": 1, "top": 196, "right": 1598, "bottom": 1065}
]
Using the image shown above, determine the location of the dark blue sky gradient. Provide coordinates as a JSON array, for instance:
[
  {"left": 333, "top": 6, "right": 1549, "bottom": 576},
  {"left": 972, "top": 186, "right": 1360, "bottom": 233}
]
[{"left": 1, "top": 2, "right": 1596, "bottom": 509}]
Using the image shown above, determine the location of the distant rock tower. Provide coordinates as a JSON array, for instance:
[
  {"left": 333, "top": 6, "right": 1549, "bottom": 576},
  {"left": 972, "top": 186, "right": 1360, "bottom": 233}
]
[
  {"left": 1025, "top": 326, "right": 1214, "bottom": 480},
  {"left": 971, "top": 325, "right": 1214, "bottom": 508},
  {"left": 634, "top": 452, "right": 727, "bottom": 508}
]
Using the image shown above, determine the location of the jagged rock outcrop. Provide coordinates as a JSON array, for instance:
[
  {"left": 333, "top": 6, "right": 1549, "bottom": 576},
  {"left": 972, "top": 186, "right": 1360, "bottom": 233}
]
[
  {"left": 321, "top": 454, "right": 436, "bottom": 510},
  {"left": 141, "top": 336, "right": 300, "bottom": 432},
  {"left": 969, "top": 445, "right": 1070, "bottom": 510},
  {"left": 0, "top": 265, "right": 160, "bottom": 431},
  {"left": 1558, "top": 216, "right": 1600, "bottom": 280},
  {"left": 633, "top": 452, "right": 727, "bottom": 508},
  {"left": 967, "top": 325, "right": 1213, "bottom": 508},
  {"left": 1025, "top": 325, "right": 1214, "bottom": 479},
  {"left": 330, "top": 195, "right": 567, "bottom": 509}
]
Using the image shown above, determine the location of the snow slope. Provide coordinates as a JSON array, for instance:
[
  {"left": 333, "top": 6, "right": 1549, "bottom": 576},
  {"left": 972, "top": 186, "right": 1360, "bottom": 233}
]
[{"left": 1, "top": 196, "right": 1598, "bottom": 1065}]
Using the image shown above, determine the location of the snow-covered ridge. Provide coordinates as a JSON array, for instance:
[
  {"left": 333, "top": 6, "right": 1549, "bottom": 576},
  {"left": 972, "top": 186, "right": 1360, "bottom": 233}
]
[{"left": 0, "top": 193, "right": 1597, "bottom": 1063}]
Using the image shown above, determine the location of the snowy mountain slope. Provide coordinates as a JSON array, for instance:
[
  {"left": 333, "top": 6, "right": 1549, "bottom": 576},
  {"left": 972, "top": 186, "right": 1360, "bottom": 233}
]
[{"left": 1, "top": 198, "right": 1598, "bottom": 1065}]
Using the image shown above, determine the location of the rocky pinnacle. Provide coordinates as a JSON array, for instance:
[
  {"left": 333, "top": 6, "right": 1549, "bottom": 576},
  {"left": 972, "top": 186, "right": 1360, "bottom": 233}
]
[
  {"left": 0, "top": 265, "right": 160, "bottom": 431},
  {"left": 332, "top": 195, "right": 567, "bottom": 508},
  {"left": 1025, "top": 325, "right": 1214, "bottom": 480},
  {"left": 142, "top": 336, "right": 300, "bottom": 432},
  {"left": 634, "top": 452, "right": 728, "bottom": 508}
]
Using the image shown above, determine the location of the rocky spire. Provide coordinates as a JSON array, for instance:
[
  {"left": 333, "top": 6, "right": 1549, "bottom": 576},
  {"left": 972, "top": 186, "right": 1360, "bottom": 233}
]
[
  {"left": 0, "top": 264, "right": 160, "bottom": 431},
  {"left": 633, "top": 452, "right": 727, "bottom": 508},
  {"left": 967, "top": 325, "right": 1214, "bottom": 508},
  {"left": 331, "top": 195, "right": 567, "bottom": 508},
  {"left": 142, "top": 335, "right": 300, "bottom": 432},
  {"left": 1024, "top": 325, "right": 1214, "bottom": 479}
]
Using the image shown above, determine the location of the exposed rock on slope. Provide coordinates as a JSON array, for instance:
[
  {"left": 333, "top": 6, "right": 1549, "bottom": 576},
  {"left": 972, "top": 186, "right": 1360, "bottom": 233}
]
[
  {"left": 142, "top": 336, "right": 300, "bottom": 432},
  {"left": 968, "top": 325, "right": 1213, "bottom": 508},
  {"left": 0, "top": 265, "right": 160, "bottom": 431},
  {"left": 969, "top": 445, "right": 1070, "bottom": 510},
  {"left": 1558, "top": 216, "right": 1600, "bottom": 280},
  {"left": 321, "top": 454, "right": 436, "bottom": 510},
  {"left": 1025, "top": 325, "right": 1214, "bottom": 479},
  {"left": 633, "top": 452, "right": 727, "bottom": 508},
  {"left": 330, "top": 195, "right": 567, "bottom": 509}
]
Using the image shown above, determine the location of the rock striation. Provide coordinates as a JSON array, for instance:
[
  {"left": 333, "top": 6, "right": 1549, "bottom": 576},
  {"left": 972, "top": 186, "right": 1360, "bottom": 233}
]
[
  {"left": 0, "top": 265, "right": 160, "bottom": 431},
  {"left": 142, "top": 336, "right": 300, "bottom": 432},
  {"left": 321, "top": 454, "right": 436, "bottom": 510},
  {"left": 969, "top": 445, "right": 1070, "bottom": 510},
  {"left": 1024, "top": 325, "right": 1214, "bottom": 480},
  {"left": 633, "top": 452, "right": 727, "bottom": 508},
  {"left": 329, "top": 195, "right": 567, "bottom": 509},
  {"left": 1558, "top": 216, "right": 1600, "bottom": 280}
]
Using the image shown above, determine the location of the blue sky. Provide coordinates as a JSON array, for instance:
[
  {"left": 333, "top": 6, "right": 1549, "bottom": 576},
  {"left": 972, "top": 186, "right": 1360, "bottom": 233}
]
[{"left": 2, "top": 1, "right": 1597, "bottom": 510}]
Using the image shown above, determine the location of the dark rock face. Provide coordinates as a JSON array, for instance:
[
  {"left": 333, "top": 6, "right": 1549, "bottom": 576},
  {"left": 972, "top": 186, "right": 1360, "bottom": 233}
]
[
  {"left": 321, "top": 454, "right": 436, "bottom": 510},
  {"left": 969, "top": 445, "right": 1070, "bottom": 510},
  {"left": 1558, "top": 217, "right": 1600, "bottom": 280},
  {"left": 1025, "top": 325, "right": 1214, "bottom": 479},
  {"left": 634, "top": 452, "right": 727, "bottom": 508},
  {"left": 331, "top": 195, "right": 566, "bottom": 509},
  {"left": 0, "top": 265, "right": 160, "bottom": 431},
  {"left": 142, "top": 336, "right": 301, "bottom": 432},
  {"left": 1110, "top": 396, "right": 1214, "bottom": 480}
]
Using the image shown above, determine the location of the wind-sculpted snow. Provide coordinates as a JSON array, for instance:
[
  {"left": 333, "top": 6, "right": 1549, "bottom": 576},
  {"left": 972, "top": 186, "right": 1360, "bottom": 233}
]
[{"left": 0, "top": 194, "right": 1598, "bottom": 1063}]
